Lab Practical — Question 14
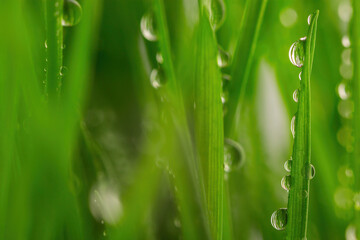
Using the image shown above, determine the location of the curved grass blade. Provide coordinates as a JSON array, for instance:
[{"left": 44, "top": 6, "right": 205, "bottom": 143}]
[
  {"left": 194, "top": 9, "right": 224, "bottom": 240},
  {"left": 286, "top": 10, "right": 319, "bottom": 240},
  {"left": 223, "top": 0, "right": 268, "bottom": 136}
]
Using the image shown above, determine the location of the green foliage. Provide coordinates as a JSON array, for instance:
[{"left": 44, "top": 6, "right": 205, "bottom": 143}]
[{"left": 1, "top": 0, "right": 359, "bottom": 240}]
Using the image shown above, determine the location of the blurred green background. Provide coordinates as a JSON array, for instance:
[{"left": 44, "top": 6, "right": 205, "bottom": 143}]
[{"left": 0, "top": 0, "right": 357, "bottom": 239}]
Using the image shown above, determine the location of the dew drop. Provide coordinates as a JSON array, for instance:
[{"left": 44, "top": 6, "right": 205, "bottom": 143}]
[
  {"left": 307, "top": 14, "right": 312, "bottom": 25},
  {"left": 217, "top": 47, "right": 230, "bottom": 68},
  {"left": 209, "top": 0, "right": 225, "bottom": 30},
  {"left": 337, "top": 165, "right": 354, "bottom": 185},
  {"left": 290, "top": 115, "right": 296, "bottom": 138},
  {"left": 44, "top": 40, "right": 48, "bottom": 49},
  {"left": 224, "top": 138, "right": 245, "bottom": 172},
  {"left": 156, "top": 52, "right": 163, "bottom": 64},
  {"left": 60, "top": 66, "right": 68, "bottom": 76},
  {"left": 284, "top": 159, "right": 292, "bottom": 172},
  {"left": 62, "top": 0, "right": 82, "bottom": 27},
  {"left": 309, "top": 164, "right": 315, "bottom": 179},
  {"left": 89, "top": 181, "right": 123, "bottom": 225},
  {"left": 271, "top": 208, "right": 288, "bottom": 230},
  {"left": 221, "top": 91, "right": 229, "bottom": 104},
  {"left": 337, "top": 81, "right": 351, "bottom": 100},
  {"left": 150, "top": 68, "right": 166, "bottom": 89},
  {"left": 279, "top": 8, "right": 298, "bottom": 28},
  {"left": 293, "top": 89, "right": 299, "bottom": 103},
  {"left": 342, "top": 35, "right": 351, "bottom": 48},
  {"left": 289, "top": 38, "right": 306, "bottom": 68},
  {"left": 140, "top": 11, "right": 158, "bottom": 42},
  {"left": 338, "top": 100, "right": 354, "bottom": 119},
  {"left": 281, "top": 175, "right": 291, "bottom": 191},
  {"left": 299, "top": 71, "right": 302, "bottom": 80},
  {"left": 345, "top": 224, "right": 357, "bottom": 240},
  {"left": 334, "top": 187, "right": 354, "bottom": 210}
]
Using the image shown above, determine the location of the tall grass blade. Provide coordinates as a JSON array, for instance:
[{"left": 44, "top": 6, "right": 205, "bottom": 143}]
[{"left": 286, "top": 10, "right": 319, "bottom": 240}]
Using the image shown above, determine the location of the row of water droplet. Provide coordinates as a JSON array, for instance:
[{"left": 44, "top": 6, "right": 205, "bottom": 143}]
[
  {"left": 271, "top": 14, "right": 316, "bottom": 231},
  {"left": 335, "top": 8, "right": 360, "bottom": 239},
  {"left": 140, "top": 10, "right": 167, "bottom": 89},
  {"left": 44, "top": 0, "right": 82, "bottom": 90}
]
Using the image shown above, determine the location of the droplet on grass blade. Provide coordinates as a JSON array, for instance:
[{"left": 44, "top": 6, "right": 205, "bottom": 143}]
[
  {"left": 156, "top": 52, "right": 163, "bottom": 64},
  {"left": 307, "top": 13, "right": 312, "bottom": 25},
  {"left": 289, "top": 38, "right": 306, "bottom": 68},
  {"left": 337, "top": 81, "right": 351, "bottom": 100},
  {"left": 284, "top": 159, "right": 292, "bottom": 172},
  {"left": 140, "top": 10, "right": 158, "bottom": 42},
  {"left": 293, "top": 89, "right": 299, "bottom": 102},
  {"left": 224, "top": 138, "right": 245, "bottom": 172},
  {"left": 150, "top": 68, "right": 166, "bottom": 89},
  {"left": 290, "top": 115, "right": 296, "bottom": 138},
  {"left": 209, "top": 0, "right": 225, "bottom": 30},
  {"left": 62, "top": 0, "right": 82, "bottom": 27},
  {"left": 271, "top": 208, "right": 287, "bottom": 230},
  {"left": 281, "top": 175, "right": 291, "bottom": 191},
  {"left": 299, "top": 71, "right": 302, "bottom": 80},
  {"left": 217, "top": 47, "right": 230, "bottom": 68}
]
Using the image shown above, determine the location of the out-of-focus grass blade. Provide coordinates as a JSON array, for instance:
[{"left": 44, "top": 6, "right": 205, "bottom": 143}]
[
  {"left": 193, "top": 9, "right": 224, "bottom": 240},
  {"left": 224, "top": 0, "right": 267, "bottom": 136},
  {"left": 153, "top": 0, "right": 211, "bottom": 238},
  {"left": 286, "top": 10, "right": 319, "bottom": 240},
  {"left": 44, "top": 0, "right": 63, "bottom": 99},
  {"left": 352, "top": 0, "right": 360, "bottom": 235}
]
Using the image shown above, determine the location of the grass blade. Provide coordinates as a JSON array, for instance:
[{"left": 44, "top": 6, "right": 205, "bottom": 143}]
[
  {"left": 224, "top": 0, "right": 267, "bottom": 136},
  {"left": 194, "top": 10, "right": 224, "bottom": 240},
  {"left": 44, "top": 0, "right": 63, "bottom": 99},
  {"left": 286, "top": 10, "right": 319, "bottom": 240}
]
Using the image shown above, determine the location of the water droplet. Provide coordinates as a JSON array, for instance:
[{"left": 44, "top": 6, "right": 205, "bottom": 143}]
[
  {"left": 307, "top": 14, "right": 312, "bottom": 25},
  {"left": 281, "top": 175, "right": 291, "bottom": 191},
  {"left": 289, "top": 38, "right": 306, "bottom": 68},
  {"left": 339, "top": 61, "right": 354, "bottom": 79},
  {"left": 342, "top": 49, "right": 352, "bottom": 65},
  {"left": 221, "top": 91, "right": 229, "bottom": 104},
  {"left": 150, "top": 68, "right": 166, "bottom": 89},
  {"left": 338, "top": 2, "right": 353, "bottom": 23},
  {"left": 140, "top": 11, "right": 158, "bottom": 42},
  {"left": 89, "top": 181, "right": 123, "bottom": 225},
  {"left": 334, "top": 187, "right": 354, "bottom": 210},
  {"left": 156, "top": 52, "right": 163, "bottom": 64},
  {"left": 309, "top": 164, "right": 315, "bottom": 179},
  {"left": 293, "top": 89, "right": 299, "bottom": 102},
  {"left": 345, "top": 224, "right": 357, "bottom": 240},
  {"left": 224, "top": 138, "right": 245, "bottom": 172},
  {"left": 342, "top": 35, "right": 351, "bottom": 48},
  {"left": 271, "top": 208, "right": 287, "bottom": 230},
  {"left": 279, "top": 8, "right": 298, "bottom": 28},
  {"left": 284, "top": 159, "right": 292, "bottom": 172},
  {"left": 290, "top": 115, "right": 296, "bottom": 138},
  {"left": 60, "top": 66, "right": 68, "bottom": 76},
  {"left": 354, "top": 193, "right": 360, "bottom": 211},
  {"left": 44, "top": 40, "right": 48, "bottom": 49},
  {"left": 103, "top": 231, "right": 107, "bottom": 236},
  {"left": 299, "top": 71, "right": 302, "bottom": 80},
  {"left": 337, "top": 126, "right": 354, "bottom": 152},
  {"left": 217, "top": 47, "right": 230, "bottom": 68},
  {"left": 338, "top": 100, "right": 354, "bottom": 119},
  {"left": 209, "top": 0, "right": 225, "bottom": 30},
  {"left": 338, "top": 165, "right": 354, "bottom": 185},
  {"left": 62, "top": 0, "right": 82, "bottom": 27},
  {"left": 338, "top": 81, "right": 351, "bottom": 100}
]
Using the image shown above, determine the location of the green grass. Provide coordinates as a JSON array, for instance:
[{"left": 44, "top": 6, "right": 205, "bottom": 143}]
[
  {"left": 1, "top": 0, "right": 360, "bottom": 239},
  {"left": 286, "top": 10, "right": 319, "bottom": 240}
]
